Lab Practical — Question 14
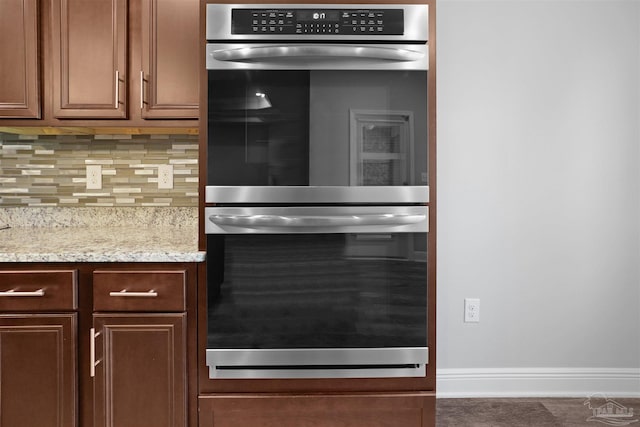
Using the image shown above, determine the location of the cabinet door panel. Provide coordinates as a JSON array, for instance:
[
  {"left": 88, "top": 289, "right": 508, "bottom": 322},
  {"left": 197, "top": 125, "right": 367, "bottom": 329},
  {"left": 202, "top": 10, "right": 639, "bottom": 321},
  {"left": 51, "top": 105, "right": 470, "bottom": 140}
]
[
  {"left": 93, "top": 313, "right": 187, "bottom": 427},
  {"left": 198, "top": 393, "right": 435, "bottom": 427},
  {"left": 51, "top": 0, "right": 127, "bottom": 118},
  {"left": 0, "top": 0, "right": 40, "bottom": 118},
  {"left": 140, "top": 0, "right": 199, "bottom": 119},
  {"left": 0, "top": 314, "right": 77, "bottom": 427}
]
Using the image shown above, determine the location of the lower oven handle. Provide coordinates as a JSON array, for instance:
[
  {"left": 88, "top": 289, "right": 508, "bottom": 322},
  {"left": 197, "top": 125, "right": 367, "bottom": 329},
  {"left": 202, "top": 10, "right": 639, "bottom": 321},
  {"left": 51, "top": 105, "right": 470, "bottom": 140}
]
[
  {"left": 209, "top": 213, "right": 426, "bottom": 228},
  {"left": 211, "top": 45, "right": 425, "bottom": 63}
]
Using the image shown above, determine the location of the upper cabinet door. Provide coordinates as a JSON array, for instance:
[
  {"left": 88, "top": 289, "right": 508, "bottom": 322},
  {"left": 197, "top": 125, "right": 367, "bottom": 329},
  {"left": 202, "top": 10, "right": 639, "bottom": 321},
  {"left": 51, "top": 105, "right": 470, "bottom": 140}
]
[
  {"left": 0, "top": 0, "right": 40, "bottom": 118},
  {"left": 51, "top": 0, "right": 127, "bottom": 119},
  {"left": 140, "top": 0, "right": 199, "bottom": 119}
]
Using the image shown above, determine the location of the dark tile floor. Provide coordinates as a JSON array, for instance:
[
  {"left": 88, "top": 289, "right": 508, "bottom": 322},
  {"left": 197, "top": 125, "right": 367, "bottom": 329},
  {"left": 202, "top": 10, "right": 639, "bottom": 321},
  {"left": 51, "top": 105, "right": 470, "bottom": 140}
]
[{"left": 437, "top": 397, "right": 640, "bottom": 426}]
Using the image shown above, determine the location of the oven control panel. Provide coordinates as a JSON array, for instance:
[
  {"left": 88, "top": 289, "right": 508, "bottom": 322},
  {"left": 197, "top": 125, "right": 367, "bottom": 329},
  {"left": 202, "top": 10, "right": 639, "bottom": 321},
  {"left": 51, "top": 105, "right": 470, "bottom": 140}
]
[{"left": 231, "top": 8, "right": 404, "bottom": 35}]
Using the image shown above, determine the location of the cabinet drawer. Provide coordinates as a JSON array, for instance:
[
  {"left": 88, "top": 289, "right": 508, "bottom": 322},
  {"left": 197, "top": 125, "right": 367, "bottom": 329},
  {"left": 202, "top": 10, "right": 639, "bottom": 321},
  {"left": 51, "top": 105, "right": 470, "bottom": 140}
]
[
  {"left": 0, "top": 270, "right": 77, "bottom": 311},
  {"left": 93, "top": 270, "right": 186, "bottom": 312}
]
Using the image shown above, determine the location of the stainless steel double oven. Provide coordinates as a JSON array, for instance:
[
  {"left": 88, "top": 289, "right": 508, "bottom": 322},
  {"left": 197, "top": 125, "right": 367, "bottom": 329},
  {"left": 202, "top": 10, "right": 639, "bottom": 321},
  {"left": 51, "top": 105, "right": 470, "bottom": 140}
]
[{"left": 204, "top": 3, "right": 431, "bottom": 380}]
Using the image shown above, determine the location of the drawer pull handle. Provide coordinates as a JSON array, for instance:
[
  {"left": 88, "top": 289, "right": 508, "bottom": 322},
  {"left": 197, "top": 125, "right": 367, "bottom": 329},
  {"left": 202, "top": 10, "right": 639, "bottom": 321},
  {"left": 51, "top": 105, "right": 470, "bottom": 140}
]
[
  {"left": 109, "top": 290, "right": 158, "bottom": 298},
  {"left": 0, "top": 289, "right": 45, "bottom": 297}
]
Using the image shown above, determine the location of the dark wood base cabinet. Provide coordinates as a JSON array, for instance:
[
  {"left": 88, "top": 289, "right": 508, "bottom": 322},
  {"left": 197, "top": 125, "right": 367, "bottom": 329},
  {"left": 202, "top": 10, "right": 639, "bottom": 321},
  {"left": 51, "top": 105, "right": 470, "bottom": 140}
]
[
  {"left": 0, "top": 314, "right": 77, "bottom": 427},
  {"left": 93, "top": 314, "right": 187, "bottom": 427},
  {"left": 0, "top": 263, "right": 199, "bottom": 427},
  {"left": 198, "top": 393, "right": 435, "bottom": 427}
]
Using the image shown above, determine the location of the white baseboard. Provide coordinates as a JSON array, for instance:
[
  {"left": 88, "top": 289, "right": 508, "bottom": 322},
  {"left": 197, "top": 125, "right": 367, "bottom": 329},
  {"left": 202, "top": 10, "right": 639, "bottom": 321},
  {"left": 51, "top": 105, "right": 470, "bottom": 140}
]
[{"left": 436, "top": 368, "right": 640, "bottom": 398}]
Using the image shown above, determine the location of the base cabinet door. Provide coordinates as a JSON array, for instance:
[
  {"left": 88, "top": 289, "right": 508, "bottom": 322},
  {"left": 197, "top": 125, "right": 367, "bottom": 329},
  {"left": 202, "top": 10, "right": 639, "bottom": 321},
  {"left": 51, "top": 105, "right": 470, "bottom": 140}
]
[
  {"left": 92, "top": 313, "right": 187, "bottom": 427},
  {"left": 0, "top": 314, "right": 77, "bottom": 427},
  {"left": 198, "top": 393, "right": 435, "bottom": 427}
]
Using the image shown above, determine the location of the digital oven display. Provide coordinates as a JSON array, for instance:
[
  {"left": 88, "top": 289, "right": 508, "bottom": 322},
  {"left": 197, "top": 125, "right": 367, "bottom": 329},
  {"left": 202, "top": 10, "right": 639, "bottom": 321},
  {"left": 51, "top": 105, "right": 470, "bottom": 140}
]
[{"left": 296, "top": 10, "right": 340, "bottom": 22}]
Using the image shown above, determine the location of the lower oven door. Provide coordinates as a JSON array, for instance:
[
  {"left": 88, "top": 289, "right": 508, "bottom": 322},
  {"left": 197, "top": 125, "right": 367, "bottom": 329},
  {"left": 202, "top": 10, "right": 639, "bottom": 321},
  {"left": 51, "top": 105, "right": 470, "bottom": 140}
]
[{"left": 205, "top": 205, "right": 429, "bottom": 379}]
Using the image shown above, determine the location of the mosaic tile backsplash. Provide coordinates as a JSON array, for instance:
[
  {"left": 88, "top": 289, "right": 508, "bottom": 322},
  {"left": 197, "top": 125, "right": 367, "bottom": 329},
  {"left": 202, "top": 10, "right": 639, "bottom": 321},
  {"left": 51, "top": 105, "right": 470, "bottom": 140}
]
[{"left": 0, "top": 132, "right": 198, "bottom": 207}]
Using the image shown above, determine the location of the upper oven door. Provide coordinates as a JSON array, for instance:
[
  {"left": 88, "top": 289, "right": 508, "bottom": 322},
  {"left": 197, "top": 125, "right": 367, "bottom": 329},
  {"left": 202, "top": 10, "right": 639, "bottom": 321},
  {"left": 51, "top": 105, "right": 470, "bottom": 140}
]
[{"left": 206, "top": 43, "right": 428, "bottom": 189}]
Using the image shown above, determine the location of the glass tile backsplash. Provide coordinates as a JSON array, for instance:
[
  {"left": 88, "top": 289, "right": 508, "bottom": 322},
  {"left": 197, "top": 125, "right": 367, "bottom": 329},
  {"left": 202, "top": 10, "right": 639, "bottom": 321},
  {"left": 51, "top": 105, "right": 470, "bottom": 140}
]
[{"left": 0, "top": 132, "right": 198, "bottom": 207}]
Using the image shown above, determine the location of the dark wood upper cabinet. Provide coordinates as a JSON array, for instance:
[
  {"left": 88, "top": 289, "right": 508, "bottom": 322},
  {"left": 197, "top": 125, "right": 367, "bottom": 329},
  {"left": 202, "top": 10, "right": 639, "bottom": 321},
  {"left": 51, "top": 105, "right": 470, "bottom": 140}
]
[
  {"left": 0, "top": 314, "right": 77, "bottom": 427},
  {"left": 0, "top": 0, "right": 40, "bottom": 118},
  {"left": 0, "top": 0, "right": 199, "bottom": 126},
  {"left": 140, "top": 0, "right": 199, "bottom": 119},
  {"left": 51, "top": 0, "right": 127, "bottom": 119}
]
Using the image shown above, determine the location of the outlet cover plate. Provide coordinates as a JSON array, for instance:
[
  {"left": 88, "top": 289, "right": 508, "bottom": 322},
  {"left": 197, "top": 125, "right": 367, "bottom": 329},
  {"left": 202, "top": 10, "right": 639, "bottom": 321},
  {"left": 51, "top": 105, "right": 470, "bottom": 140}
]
[
  {"left": 158, "top": 164, "right": 174, "bottom": 189},
  {"left": 86, "top": 165, "right": 102, "bottom": 190},
  {"left": 464, "top": 298, "right": 480, "bottom": 323}
]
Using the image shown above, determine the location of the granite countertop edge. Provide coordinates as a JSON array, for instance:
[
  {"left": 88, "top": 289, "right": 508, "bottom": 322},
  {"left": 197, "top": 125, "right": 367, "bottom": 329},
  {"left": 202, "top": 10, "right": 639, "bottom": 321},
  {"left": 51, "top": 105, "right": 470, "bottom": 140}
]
[{"left": 0, "top": 252, "right": 206, "bottom": 263}]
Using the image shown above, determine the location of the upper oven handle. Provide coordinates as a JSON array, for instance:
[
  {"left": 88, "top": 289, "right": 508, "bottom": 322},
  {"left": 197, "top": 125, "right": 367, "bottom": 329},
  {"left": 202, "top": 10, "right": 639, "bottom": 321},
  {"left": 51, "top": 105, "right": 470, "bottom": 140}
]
[
  {"left": 211, "top": 45, "right": 425, "bottom": 63},
  {"left": 205, "top": 206, "right": 429, "bottom": 234},
  {"left": 209, "top": 213, "right": 426, "bottom": 228}
]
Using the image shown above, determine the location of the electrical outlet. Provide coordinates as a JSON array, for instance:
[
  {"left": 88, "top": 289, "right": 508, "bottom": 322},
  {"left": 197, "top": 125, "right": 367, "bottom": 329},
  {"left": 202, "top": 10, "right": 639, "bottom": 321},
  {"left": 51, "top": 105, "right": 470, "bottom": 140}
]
[
  {"left": 158, "top": 164, "right": 173, "bottom": 189},
  {"left": 421, "top": 172, "right": 428, "bottom": 183},
  {"left": 464, "top": 298, "right": 480, "bottom": 323},
  {"left": 86, "top": 165, "right": 102, "bottom": 190}
]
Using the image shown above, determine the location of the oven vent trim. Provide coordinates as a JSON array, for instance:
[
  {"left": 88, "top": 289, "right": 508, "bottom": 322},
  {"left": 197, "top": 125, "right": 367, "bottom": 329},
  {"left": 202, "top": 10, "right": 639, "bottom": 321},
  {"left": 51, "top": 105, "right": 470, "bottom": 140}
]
[{"left": 206, "top": 347, "right": 429, "bottom": 379}]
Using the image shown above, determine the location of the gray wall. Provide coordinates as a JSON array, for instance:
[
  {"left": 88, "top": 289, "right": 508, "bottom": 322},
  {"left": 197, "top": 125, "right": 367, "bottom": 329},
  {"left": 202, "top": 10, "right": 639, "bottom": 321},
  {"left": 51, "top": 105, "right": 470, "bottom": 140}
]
[{"left": 437, "top": 0, "right": 640, "bottom": 393}]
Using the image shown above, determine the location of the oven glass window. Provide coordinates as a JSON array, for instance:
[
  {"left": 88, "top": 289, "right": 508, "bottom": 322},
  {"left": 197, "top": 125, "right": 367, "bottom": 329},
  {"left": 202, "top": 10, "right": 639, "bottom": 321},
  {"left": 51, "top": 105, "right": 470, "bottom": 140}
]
[
  {"left": 207, "top": 233, "right": 428, "bottom": 349},
  {"left": 207, "top": 70, "right": 428, "bottom": 187}
]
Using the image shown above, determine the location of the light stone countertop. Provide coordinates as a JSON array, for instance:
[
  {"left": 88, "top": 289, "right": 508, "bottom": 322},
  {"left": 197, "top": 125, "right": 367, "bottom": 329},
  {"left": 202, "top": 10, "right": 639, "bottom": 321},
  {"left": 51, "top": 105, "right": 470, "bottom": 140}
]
[{"left": 0, "top": 207, "right": 205, "bottom": 263}]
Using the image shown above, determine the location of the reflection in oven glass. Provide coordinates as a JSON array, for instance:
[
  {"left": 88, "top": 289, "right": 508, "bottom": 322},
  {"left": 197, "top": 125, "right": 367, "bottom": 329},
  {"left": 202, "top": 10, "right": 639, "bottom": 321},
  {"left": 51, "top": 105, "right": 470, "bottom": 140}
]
[{"left": 207, "top": 70, "right": 428, "bottom": 187}]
